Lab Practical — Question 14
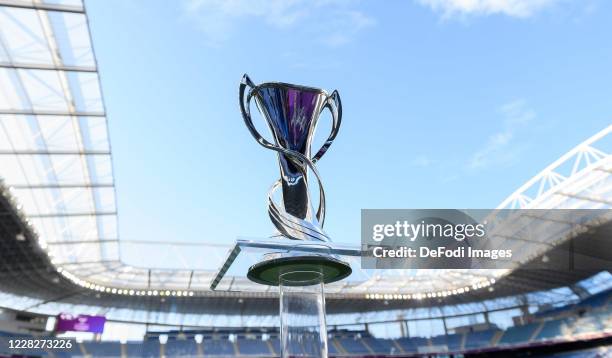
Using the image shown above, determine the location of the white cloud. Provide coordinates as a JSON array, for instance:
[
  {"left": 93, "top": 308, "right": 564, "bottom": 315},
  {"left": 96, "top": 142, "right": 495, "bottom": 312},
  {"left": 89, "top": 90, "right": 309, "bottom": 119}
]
[
  {"left": 416, "top": 0, "right": 562, "bottom": 18},
  {"left": 182, "top": 0, "right": 374, "bottom": 46},
  {"left": 320, "top": 10, "right": 376, "bottom": 46},
  {"left": 469, "top": 99, "right": 535, "bottom": 169}
]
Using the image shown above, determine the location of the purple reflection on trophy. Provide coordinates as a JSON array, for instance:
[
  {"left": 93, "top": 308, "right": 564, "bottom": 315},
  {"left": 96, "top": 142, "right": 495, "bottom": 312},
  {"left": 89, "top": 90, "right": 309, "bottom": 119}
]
[
  {"left": 239, "top": 74, "right": 342, "bottom": 243},
  {"left": 254, "top": 85, "right": 326, "bottom": 221}
]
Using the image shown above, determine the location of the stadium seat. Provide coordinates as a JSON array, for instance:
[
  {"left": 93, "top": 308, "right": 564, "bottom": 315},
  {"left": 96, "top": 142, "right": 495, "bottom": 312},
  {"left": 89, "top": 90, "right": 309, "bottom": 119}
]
[
  {"left": 430, "top": 333, "right": 463, "bottom": 352},
  {"left": 0, "top": 335, "right": 12, "bottom": 356},
  {"left": 164, "top": 338, "right": 198, "bottom": 357},
  {"left": 143, "top": 339, "right": 161, "bottom": 358},
  {"left": 82, "top": 341, "right": 121, "bottom": 357},
  {"left": 328, "top": 339, "right": 341, "bottom": 355},
  {"left": 0, "top": 288, "right": 611, "bottom": 358},
  {"left": 268, "top": 338, "right": 281, "bottom": 355},
  {"left": 236, "top": 338, "right": 272, "bottom": 355},
  {"left": 498, "top": 322, "right": 540, "bottom": 345},
  {"left": 536, "top": 318, "right": 573, "bottom": 341},
  {"left": 361, "top": 337, "right": 397, "bottom": 354},
  {"left": 267, "top": 337, "right": 315, "bottom": 356},
  {"left": 394, "top": 337, "right": 429, "bottom": 353},
  {"left": 463, "top": 330, "right": 498, "bottom": 350},
  {"left": 202, "top": 338, "right": 235, "bottom": 355},
  {"left": 125, "top": 341, "right": 144, "bottom": 357},
  {"left": 336, "top": 337, "right": 370, "bottom": 354}
]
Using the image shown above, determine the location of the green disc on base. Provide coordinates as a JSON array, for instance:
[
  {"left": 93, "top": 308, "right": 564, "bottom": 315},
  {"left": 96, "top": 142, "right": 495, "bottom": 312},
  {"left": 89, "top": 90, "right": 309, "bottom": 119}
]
[{"left": 247, "top": 255, "right": 352, "bottom": 286}]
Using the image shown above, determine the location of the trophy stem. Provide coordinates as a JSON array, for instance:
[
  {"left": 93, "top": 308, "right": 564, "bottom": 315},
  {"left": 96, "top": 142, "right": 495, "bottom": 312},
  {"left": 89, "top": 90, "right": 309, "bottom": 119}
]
[
  {"left": 279, "top": 271, "right": 328, "bottom": 358},
  {"left": 278, "top": 152, "right": 313, "bottom": 221}
]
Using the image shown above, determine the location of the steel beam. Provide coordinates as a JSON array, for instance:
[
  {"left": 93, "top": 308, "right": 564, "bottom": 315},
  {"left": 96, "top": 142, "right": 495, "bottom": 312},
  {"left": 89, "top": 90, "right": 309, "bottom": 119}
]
[
  {"left": 27, "top": 211, "right": 116, "bottom": 218},
  {"left": 0, "top": 150, "right": 111, "bottom": 155},
  {"left": 0, "top": 62, "right": 96, "bottom": 72},
  {"left": 0, "top": 109, "right": 105, "bottom": 117},
  {"left": 47, "top": 239, "right": 119, "bottom": 245},
  {"left": 8, "top": 183, "right": 114, "bottom": 189},
  {"left": 0, "top": 0, "right": 84, "bottom": 13}
]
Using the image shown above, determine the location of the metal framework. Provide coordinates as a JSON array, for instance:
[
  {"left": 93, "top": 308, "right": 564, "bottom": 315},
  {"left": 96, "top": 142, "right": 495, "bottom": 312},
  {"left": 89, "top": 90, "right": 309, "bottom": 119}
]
[{"left": 498, "top": 126, "right": 612, "bottom": 210}]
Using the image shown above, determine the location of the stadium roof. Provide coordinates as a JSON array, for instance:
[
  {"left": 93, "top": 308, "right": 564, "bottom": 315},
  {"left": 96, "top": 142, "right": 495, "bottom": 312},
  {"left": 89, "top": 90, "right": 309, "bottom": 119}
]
[
  {"left": 0, "top": 0, "right": 612, "bottom": 324},
  {"left": 0, "top": 0, "right": 121, "bottom": 281}
]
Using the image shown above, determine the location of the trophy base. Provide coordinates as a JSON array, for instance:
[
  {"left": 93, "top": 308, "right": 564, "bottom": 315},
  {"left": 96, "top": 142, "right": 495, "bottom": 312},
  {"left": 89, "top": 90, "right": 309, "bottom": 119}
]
[{"left": 247, "top": 254, "right": 352, "bottom": 286}]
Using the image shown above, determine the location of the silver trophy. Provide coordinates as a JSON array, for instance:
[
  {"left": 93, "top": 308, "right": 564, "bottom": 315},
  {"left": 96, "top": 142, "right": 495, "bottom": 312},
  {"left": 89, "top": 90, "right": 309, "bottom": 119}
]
[{"left": 239, "top": 74, "right": 351, "bottom": 286}]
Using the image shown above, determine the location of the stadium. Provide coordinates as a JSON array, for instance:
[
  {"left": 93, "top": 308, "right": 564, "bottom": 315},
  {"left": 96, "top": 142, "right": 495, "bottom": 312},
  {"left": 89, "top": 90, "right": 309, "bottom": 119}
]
[{"left": 0, "top": 0, "right": 611, "bottom": 357}]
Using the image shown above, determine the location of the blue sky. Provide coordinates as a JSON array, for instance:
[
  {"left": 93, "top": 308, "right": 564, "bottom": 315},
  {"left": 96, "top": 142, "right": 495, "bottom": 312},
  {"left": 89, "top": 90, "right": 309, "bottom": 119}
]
[{"left": 84, "top": 0, "right": 611, "bottom": 259}]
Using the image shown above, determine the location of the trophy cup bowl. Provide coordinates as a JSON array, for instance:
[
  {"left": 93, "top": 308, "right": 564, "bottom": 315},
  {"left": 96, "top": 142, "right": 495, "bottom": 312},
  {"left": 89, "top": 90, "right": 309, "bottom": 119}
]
[{"left": 239, "top": 74, "right": 351, "bottom": 286}]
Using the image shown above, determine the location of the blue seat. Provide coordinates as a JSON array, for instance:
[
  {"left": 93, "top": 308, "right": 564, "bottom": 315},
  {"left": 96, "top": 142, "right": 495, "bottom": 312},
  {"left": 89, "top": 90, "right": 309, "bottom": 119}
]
[
  {"left": 536, "top": 318, "right": 572, "bottom": 341},
  {"left": 143, "top": 340, "right": 160, "bottom": 358},
  {"left": 328, "top": 339, "right": 340, "bottom": 355},
  {"left": 498, "top": 323, "right": 540, "bottom": 345},
  {"left": 236, "top": 338, "right": 271, "bottom": 355},
  {"left": 125, "top": 341, "right": 144, "bottom": 357},
  {"left": 268, "top": 338, "right": 280, "bottom": 355},
  {"left": 394, "top": 337, "right": 428, "bottom": 353},
  {"left": 165, "top": 338, "right": 198, "bottom": 357},
  {"left": 431, "top": 333, "right": 463, "bottom": 351},
  {"left": 361, "top": 337, "right": 397, "bottom": 354},
  {"left": 464, "top": 330, "right": 497, "bottom": 350},
  {"left": 83, "top": 341, "right": 121, "bottom": 357},
  {"left": 336, "top": 337, "right": 370, "bottom": 354},
  {"left": 203, "top": 338, "right": 234, "bottom": 355}
]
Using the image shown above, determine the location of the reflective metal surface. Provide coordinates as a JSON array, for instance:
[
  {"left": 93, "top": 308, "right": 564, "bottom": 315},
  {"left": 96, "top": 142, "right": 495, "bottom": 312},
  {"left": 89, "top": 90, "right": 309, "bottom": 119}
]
[
  {"left": 239, "top": 74, "right": 341, "bottom": 243},
  {"left": 239, "top": 74, "right": 350, "bottom": 285}
]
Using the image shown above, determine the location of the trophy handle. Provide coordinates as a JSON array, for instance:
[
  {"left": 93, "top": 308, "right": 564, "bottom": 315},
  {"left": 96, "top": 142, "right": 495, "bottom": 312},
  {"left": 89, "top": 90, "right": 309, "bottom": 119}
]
[
  {"left": 312, "top": 90, "right": 342, "bottom": 164},
  {"left": 239, "top": 74, "right": 277, "bottom": 151}
]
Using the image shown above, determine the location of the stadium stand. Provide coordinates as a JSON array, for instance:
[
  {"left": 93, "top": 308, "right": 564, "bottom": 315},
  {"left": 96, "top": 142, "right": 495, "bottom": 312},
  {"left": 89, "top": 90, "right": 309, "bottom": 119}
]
[
  {"left": 498, "top": 322, "right": 541, "bottom": 345},
  {"left": 0, "top": 332, "right": 16, "bottom": 356},
  {"left": 328, "top": 339, "right": 341, "bottom": 355},
  {"left": 125, "top": 341, "right": 144, "bottom": 357},
  {"left": 287, "top": 339, "right": 304, "bottom": 355},
  {"left": 336, "top": 336, "right": 370, "bottom": 354},
  {"left": 0, "top": 287, "right": 610, "bottom": 357},
  {"left": 143, "top": 339, "right": 161, "bottom": 358},
  {"left": 236, "top": 337, "right": 272, "bottom": 355},
  {"left": 394, "top": 336, "right": 429, "bottom": 353},
  {"left": 164, "top": 338, "right": 199, "bottom": 357},
  {"left": 535, "top": 288, "right": 612, "bottom": 320},
  {"left": 202, "top": 337, "right": 235, "bottom": 356},
  {"left": 536, "top": 318, "right": 572, "bottom": 341},
  {"left": 361, "top": 337, "right": 397, "bottom": 354},
  {"left": 268, "top": 338, "right": 280, "bottom": 355},
  {"left": 430, "top": 333, "right": 463, "bottom": 351},
  {"left": 463, "top": 329, "right": 499, "bottom": 350},
  {"left": 83, "top": 341, "right": 121, "bottom": 357}
]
